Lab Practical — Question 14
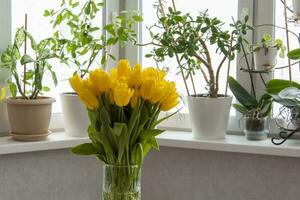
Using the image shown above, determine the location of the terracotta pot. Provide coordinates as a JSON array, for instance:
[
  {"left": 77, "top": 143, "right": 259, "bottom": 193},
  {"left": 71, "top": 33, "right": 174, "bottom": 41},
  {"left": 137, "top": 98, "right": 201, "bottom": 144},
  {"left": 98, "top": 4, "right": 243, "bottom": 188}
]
[{"left": 5, "top": 97, "right": 55, "bottom": 141}]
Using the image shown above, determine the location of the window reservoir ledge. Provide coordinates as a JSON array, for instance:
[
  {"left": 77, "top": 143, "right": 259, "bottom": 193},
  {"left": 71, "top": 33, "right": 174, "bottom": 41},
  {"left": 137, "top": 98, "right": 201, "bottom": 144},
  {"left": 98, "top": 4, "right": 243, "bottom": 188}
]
[{"left": 1, "top": 131, "right": 300, "bottom": 157}]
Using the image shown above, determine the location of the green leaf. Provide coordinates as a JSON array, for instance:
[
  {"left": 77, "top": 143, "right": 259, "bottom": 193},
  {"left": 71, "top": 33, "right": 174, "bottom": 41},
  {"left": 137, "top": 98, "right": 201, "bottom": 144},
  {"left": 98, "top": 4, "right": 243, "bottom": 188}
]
[
  {"left": 288, "top": 48, "right": 300, "bottom": 60},
  {"left": 132, "top": 15, "right": 143, "bottom": 22},
  {"left": 20, "top": 55, "right": 35, "bottom": 65},
  {"left": 9, "top": 82, "right": 17, "bottom": 98},
  {"left": 232, "top": 103, "right": 248, "bottom": 115},
  {"left": 24, "top": 70, "right": 34, "bottom": 80},
  {"left": 71, "top": 143, "right": 98, "bottom": 155},
  {"left": 228, "top": 76, "right": 257, "bottom": 109},
  {"left": 266, "top": 79, "right": 300, "bottom": 94},
  {"left": 42, "top": 86, "right": 50, "bottom": 92},
  {"left": 139, "top": 129, "right": 164, "bottom": 142}
]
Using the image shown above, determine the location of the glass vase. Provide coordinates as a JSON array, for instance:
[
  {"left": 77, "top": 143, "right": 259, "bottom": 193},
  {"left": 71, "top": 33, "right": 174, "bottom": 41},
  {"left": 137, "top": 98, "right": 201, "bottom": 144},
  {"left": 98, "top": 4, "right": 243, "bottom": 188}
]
[
  {"left": 102, "top": 165, "right": 141, "bottom": 200},
  {"left": 244, "top": 117, "right": 269, "bottom": 140}
]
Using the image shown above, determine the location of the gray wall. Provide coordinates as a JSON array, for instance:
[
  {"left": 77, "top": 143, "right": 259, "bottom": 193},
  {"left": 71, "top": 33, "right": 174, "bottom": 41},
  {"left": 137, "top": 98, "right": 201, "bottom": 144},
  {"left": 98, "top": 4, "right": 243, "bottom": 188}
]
[{"left": 1, "top": 147, "right": 300, "bottom": 200}]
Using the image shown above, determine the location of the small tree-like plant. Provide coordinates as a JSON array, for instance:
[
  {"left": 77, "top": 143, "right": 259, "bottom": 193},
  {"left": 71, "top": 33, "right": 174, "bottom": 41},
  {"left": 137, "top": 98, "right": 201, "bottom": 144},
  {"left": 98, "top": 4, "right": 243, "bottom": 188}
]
[
  {"left": 145, "top": 0, "right": 252, "bottom": 98},
  {"left": 45, "top": 0, "right": 142, "bottom": 78}
]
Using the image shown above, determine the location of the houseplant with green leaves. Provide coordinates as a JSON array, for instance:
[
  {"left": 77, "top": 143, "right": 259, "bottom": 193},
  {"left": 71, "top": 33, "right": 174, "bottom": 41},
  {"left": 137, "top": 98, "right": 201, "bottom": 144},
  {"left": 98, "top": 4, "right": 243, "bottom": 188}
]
[
  {"left": 252, "top": 33, "right": 286, "bottom": 70},
  {"left": 144, "top": 0, "right": 252, "bottom": 139},
  {"left": 0, "top": 27, "right": 57, "bottom": 140},
  {"left": 45, "top": 0, "right": 142, "bottom": 137},
  {"left": 229, "top": 77, "right": 272, "bottom": 140}
]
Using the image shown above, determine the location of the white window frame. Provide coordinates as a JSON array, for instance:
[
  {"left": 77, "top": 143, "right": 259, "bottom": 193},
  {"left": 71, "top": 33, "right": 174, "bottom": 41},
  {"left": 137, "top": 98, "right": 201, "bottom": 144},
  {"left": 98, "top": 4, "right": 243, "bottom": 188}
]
[{"left": 0, "top": 0, "right": 280, "bottom": 135}]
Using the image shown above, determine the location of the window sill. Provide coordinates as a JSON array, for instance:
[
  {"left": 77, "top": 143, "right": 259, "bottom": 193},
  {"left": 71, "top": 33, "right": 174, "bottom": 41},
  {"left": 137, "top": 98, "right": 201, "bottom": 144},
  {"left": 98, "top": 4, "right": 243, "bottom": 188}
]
[{"left": 0, "top": 131, "right": 300, "bottom": 157}]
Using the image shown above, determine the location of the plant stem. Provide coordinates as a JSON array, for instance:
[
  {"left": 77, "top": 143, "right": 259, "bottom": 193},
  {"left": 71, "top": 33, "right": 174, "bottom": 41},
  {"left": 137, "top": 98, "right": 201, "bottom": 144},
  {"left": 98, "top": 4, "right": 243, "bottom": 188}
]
[
  {"left": 241, "top": 42, "right": 256, "bottom": 98},
  {"left": 283, "top": 0, "right": 292, "bottom": 82},
  {"left": 23, "top": 14, "right": 28, "bottom": 99}
]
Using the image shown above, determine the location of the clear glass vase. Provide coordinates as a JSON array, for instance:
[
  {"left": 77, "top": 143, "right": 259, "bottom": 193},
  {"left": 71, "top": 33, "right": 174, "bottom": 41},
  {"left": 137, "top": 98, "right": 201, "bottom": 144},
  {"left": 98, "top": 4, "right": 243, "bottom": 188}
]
[
  {"left": 102, "top": 165, "right": 141, "bottom": 200},
  {"left": 244, "top": 117, "right": 269, "bottom": 140}
]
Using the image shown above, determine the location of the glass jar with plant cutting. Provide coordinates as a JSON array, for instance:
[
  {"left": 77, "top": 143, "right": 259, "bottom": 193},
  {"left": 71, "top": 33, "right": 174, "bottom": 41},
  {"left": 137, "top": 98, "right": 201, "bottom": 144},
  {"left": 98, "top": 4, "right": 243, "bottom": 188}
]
[
  {"left": 69, "top": 59, "right": 180, "bottom": 200},
  {"left": 229, "top": 77, "right": 272, "bottom": 140}
]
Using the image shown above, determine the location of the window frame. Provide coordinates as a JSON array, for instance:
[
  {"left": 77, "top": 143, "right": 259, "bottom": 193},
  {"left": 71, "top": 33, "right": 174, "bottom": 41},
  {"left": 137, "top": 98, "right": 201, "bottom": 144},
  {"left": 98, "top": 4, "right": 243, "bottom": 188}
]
[{"left": 0, "top": 0, "right": 281, "bottom": 134}]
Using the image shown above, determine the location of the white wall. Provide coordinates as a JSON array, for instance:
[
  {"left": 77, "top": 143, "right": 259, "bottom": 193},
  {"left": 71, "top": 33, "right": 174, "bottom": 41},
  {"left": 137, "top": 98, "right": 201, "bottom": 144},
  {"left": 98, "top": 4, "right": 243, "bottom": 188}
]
[{"left": 1, "top": 147, "right": 300, "bottom": 200}]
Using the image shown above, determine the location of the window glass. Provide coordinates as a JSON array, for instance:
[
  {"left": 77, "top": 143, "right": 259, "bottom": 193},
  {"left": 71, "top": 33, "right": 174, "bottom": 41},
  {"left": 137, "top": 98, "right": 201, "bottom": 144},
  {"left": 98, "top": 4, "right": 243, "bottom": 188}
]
[{"left": 275, "top": 0, "right": 300, "bottom": 81}]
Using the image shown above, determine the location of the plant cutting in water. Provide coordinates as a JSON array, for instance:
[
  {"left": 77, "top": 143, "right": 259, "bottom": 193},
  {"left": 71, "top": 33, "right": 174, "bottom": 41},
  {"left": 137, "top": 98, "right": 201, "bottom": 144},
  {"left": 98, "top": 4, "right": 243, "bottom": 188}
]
[
  {"left": 70, "top": 59, "right": 180, "bottom": 200},
  {"left": 229, "top": 76, "right": 272, "bottom": 118}
]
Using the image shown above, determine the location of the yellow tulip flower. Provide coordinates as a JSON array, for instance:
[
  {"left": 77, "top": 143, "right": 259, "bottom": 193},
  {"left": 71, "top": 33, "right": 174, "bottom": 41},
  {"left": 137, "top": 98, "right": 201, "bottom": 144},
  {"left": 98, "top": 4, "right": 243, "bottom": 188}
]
[
  {"left": 161, "top": 98, "right": 179, "bottom": 111},
  {"left": 128, "top": 63, "right": 142, "bottom": 88},
  {"left": 79, "top": 89, "right": 100, "bottom": 110},
  {"left": 117, "top": 59, "right": 130, "bottom": 79},
  {"left": 69, "top": 74, "right": 84, "bottom": 94},
  {"left": 149, "top": 80, "right": 168, "bottom": 104},
  {"left": 82, "top": 79, "right": 99, "bottom": 96},
  {"left": 140, "top": 77, "right": 155, "bottom": 100},
  {"left": 0, "top": 87, "right": 6, "bottom": 100},
  {"left": 113, "top": 82, "right": 134, "bottom": 107},
  {"left": 89, "top": 69, "right": 111, "bottom": 93},
  {"left": 159, "top": 81, "right": 177, "bottom": 104},
  {"left": 130, "top": 88, "right": 140, "bottom": 108},
  {"left": 142, "top": 67, "right": 166, "bottom": 80}
]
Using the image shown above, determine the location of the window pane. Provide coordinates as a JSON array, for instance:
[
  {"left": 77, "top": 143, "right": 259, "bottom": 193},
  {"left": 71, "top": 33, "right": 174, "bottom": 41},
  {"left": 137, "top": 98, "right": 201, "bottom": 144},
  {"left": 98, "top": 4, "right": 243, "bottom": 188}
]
[
  {"left": 141, "top": 0, "right": 238, "bottom": 112},
  {"left": 11, "top": 0, "right": 103, "bottom": 113},
  {"left": 275, "top": 0, "right": 300, "bottom": 81}
]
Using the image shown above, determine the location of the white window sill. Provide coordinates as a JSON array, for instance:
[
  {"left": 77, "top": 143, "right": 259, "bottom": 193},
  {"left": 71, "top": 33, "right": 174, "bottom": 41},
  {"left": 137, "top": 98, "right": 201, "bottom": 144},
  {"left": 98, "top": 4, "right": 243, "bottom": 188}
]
[{"left": 0, "top": 131, "right": 300, "bottom": 157}]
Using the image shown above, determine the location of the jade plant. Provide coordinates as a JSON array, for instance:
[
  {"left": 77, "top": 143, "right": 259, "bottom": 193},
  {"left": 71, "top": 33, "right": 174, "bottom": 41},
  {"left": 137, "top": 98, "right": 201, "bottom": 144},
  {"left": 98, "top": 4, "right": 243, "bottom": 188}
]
[
  {"left": 144, "top": 0, "right": 252, "bottom": 97},
  {"left": 0, "top": 27, "right": 57, "bottom": 99},
  {"left": 45, "top": 0, "right": 142, "bottom": 78},
  {"left": 229, "top": 76, "right": 272, "bottom": 118},
  {"left": 253, "top": 33, "right": 286, "bottom": 58}
]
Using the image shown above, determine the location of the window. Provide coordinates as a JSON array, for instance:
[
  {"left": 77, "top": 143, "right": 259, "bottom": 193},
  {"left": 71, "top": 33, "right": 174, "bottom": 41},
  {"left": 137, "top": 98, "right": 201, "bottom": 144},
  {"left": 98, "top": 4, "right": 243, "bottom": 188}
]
[{"left": 1, "top": 0, "right": 255, "bottom": 132}]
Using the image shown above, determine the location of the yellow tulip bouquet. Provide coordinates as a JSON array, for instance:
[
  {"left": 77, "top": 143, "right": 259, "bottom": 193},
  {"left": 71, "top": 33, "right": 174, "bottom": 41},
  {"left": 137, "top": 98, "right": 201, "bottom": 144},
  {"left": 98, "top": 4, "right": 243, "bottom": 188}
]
[{"left": 69, "top": 59, "right": 179, "bottom": 199}]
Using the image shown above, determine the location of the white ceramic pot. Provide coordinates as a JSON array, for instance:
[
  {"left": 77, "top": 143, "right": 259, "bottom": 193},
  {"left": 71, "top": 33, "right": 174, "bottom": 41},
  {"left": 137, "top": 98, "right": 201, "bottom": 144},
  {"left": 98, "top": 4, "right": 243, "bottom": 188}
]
[
  {"left": 253, "top": 47, "right": 278, "bottom": 70},
  {"left": 187, "top": 95, "right": 232, "bottom": 140},
  {"left": 293, "top": 0, "right": 300, "bottom": 17},
  {"left": 60, "top": 93, "right": 89, "bottom": 137}
]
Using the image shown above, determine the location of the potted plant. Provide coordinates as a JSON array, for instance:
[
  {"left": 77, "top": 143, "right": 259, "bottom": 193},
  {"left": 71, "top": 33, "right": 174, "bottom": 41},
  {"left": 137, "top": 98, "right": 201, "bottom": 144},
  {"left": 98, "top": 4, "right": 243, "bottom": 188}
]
[
  {"left": 252, "top": 33, "right": 286, "bottom": 70},
  {"left": 45, "top": 0, "right": 142, "bottom": 137},
  {"left": 0, "top": 27, "right": 57, "bottom": 141},
  {"left": 70, "top": 59, "right": 179, "bottom": 199},
  {"left": 145, "top": 1, "right": 251, "bottom": 139},
  {"left": 0, "top": 68, "right": 11, "bottom": 133},
  {"left": 228, "top": 77, "right": 272, "bottom": 140},
  {"left": 266, "top": 48, "right": 300, "bottom": 129}
]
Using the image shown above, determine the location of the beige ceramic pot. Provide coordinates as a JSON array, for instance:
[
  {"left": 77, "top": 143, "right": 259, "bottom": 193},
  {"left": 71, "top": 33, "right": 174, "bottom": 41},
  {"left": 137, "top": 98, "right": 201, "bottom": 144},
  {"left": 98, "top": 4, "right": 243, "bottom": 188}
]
[{"left": 5, "top": 97, "right": 55, "bottom": 141}]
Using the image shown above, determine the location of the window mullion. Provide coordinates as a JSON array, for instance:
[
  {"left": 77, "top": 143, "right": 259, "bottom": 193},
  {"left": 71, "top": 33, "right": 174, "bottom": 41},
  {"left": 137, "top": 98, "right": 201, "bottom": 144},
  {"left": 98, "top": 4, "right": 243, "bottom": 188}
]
[
  {"left": 123, "top": 0, "right": 141, "bottom": 64},
  {"left": 0, "top": 0, "right": 11, "bottom": 52}
]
